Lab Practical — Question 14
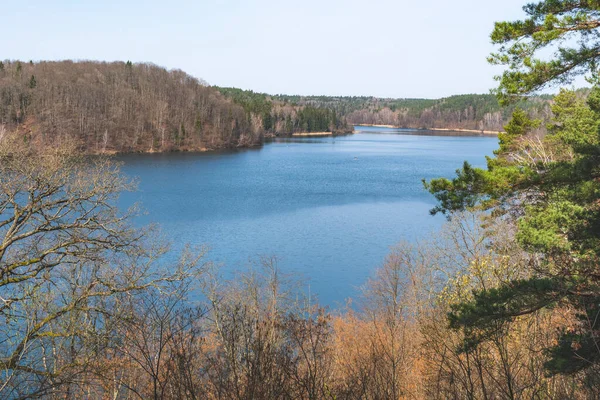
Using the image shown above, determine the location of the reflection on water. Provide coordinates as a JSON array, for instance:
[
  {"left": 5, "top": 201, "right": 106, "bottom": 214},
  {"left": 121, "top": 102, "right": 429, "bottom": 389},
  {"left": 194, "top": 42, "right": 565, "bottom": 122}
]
[{"left": 117, "top": 129, "right": 498, "bottom": 307}]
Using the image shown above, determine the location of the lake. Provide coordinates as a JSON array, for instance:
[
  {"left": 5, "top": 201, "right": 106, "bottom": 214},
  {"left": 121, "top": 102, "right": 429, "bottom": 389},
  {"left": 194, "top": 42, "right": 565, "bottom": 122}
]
[{"left": 117, "top": 126, "right": 498, "bottom": 307}]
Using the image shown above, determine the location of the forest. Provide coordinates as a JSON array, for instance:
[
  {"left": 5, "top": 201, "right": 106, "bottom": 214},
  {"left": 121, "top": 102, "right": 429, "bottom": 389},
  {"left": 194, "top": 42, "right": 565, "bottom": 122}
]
[
  {"left": 216, "top": 87, "right": 349, "bottom": 135},
  {"left": 218, "top": 88, "right": 554, "bottom": 134},
  {"left": 0, "top": 61, "right": 352, "bottom": 155},
  {"left": 270, "top": 93, "right": 553, "bottom": 132},
  {"left": 0, "top": 60, "right": 264, "bottom": 153},
  {"left": 3, "top": 0, "right": 600, "bottom": 398}
]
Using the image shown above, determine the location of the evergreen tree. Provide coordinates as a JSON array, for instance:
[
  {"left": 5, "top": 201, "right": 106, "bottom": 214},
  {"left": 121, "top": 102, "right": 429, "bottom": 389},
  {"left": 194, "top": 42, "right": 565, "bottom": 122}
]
[
  {"left": 262, "top": 112, "right": 273, "bottom": 132},
  {"left": 425, "top": 0, "right": 600, "bottom": 377},
  {"left": 490, "top": 0, "right": 600, "bottom": 104},
  {"left": 0, "top": 61, "right": 4, "bottom": 71},
  {"left": 29, "top": 75, "right": 37, "bottom": 89}
]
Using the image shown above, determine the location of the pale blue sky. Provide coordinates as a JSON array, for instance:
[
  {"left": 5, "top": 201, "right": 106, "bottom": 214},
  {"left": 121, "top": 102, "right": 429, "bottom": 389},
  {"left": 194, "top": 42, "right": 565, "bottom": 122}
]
[{"left": 2, "top": 0, "right": 531, "bottom": 98}]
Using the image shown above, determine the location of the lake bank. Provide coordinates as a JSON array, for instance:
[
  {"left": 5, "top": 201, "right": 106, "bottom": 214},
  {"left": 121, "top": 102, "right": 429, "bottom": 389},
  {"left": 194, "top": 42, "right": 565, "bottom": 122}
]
[
  {"left": 352, "top": 124, "right": 397, "bottom": 128},
  {"left": 292, "top": 131, "right": 333, "bottom": 137},
  {"left": 426, "top": 127, "right": 501, "bottom": 135},
  {"left": 354, "top": 124, "right": 502, "bottom": 136}
]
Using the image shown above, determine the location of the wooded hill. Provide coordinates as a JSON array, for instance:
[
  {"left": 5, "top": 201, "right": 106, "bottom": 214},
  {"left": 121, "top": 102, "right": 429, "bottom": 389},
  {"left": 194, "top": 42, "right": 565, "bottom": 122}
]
[
  {"left": 268, "top": 93, "right": 553, "bottom": 132},
  {"left": 216, "top": 87, "right": 351, "bottom": 135},
  {"left": 0, "top": 60, "right": 262, "bottom": 153},
  {"left": 216, "top": 88, "right": 554, "bottom": 133}
]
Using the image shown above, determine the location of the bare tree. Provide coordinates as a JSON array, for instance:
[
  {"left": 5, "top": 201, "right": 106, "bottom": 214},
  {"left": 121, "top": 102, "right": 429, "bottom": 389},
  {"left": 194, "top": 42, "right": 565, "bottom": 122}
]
[{"left": 0, "top": 132, "right": 201, "bottom": 398}]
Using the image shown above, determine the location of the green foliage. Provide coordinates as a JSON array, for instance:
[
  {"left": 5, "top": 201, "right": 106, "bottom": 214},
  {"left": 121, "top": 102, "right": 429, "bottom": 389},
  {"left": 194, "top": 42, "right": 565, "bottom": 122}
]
[
  {"left": 428, "top": 53, "right": 600, "bottom": 374},
  {"left": 427, "top": 87, "right": 600, "bottom": 375},
  {"left": 216, "top": 86, "right": 557, "bottom": 134},
  {"left": 271, "top": 93, "right": 505, "bottom": 120},
  {"left": 448, "top": 277, "right": 566, "bottom": 350},
  {"left": 549, "top": 88, "right": 600, "bottom": 147},
  {"left": 491, "top": 108, "right": 542, "bottom": 169},
  {"left": 216, "top": 87, "right": 348, "bottom": 134},
  {"left": 490, "top": 0, "right": 600, "bottom": 104},
  {"left": 422, "top": 162, "right": 488, "bottom": 216},
  {"left": 545, "top": 296, "right": 600, "bottom": 375},
  {"left": 29, "top": 75, "right": 36, "bottom": 89},
  {"left": 216, "top": 87, "right": 273, "bottom": 115},
  {"left": 262, "top": 111, "right": 273, "bottom": 131},
  {"left": 297, "top": 106, "right": 337, "bottom": 132}
]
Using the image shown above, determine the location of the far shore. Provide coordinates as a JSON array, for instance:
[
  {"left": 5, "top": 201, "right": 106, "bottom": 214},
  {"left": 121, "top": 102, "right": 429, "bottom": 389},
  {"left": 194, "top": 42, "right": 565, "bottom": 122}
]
[
  {"left": 353, "top": 124, "right": 396, "bottom": 128},
  {"left": 426, "top": 127, "right": 502, "bottom": 135},
  {"left": 292, "top": 131, "right": 333, "bottom": 137},
  {"left": 354, "top": 124, "right": 502, "bottom": 136}
]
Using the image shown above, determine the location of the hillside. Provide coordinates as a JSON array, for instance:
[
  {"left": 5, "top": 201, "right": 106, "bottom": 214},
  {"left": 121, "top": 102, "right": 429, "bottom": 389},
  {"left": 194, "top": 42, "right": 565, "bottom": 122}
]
[
  {"left": 217, "top": 88, "right": 553, "bottom": 134},
  {"left": 216, "top": 87, "right": 351, "bottom": 135},
  {"left": 0, "top": 60, "right": 262, "bottom": 153},
  {"left": 270, "top": 93, "right": 553, "bottom": 132}
]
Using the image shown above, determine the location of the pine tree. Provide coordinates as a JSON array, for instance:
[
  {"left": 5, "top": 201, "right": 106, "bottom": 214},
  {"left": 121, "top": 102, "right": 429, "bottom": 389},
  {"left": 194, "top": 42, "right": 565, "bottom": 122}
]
[
  {"left": 489, "top": 1, "right": 600, "bottom": 104},
  {"left": 262, "top": 112, "right": 273, "bottom": 132},
  {"left": 426, "top": 0, "right": 600, "bottom": 377},
  {"left": 29, "top": 75, "right": 37, "bottom": 89}
]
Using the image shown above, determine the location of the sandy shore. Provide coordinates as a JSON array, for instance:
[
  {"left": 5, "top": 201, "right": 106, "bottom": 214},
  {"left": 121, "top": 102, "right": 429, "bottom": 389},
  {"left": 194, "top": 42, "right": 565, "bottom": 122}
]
[
  {"left": 355, "top": 124, "right": 502, "bottom": 136},
  {"left": 426, "top": 127, "right": 502, "bottom": 135},
  {"left": 355, "top": 124, "right": 396, "bottom": 128},
  {"left": 292, "top": 131, "right": 333, "bottom": 137}
]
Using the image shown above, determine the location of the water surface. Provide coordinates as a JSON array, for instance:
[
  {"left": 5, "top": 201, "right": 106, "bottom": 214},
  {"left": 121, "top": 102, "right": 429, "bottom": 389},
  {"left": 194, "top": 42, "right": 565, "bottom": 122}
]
[{"left": 118, "top": 127, "right": 498, "bottom": 307}]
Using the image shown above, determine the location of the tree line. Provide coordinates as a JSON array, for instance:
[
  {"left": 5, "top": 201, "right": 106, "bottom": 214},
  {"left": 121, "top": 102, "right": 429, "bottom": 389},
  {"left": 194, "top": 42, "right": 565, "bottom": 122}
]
[
  {"left": 216, "top": 87, "right": 350, "bottom": 135},
  {"left": 270, "top": 93, "right": 553, "bottom": 132}
]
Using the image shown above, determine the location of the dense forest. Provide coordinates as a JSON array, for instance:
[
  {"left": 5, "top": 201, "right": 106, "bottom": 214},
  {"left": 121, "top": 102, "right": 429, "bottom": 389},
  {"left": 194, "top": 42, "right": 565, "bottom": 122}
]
[
  {"left": 270, "top": 93, "right": 553, "bottom": 132},
  {"left": 218, "top": 88, "right": 554, "bottom": 134},
  {"left": 0, "top": 60, "right": 262, "bottom": 153},
  {"left": 0, "top": 61, "right": 356, "bottom": 155},
  {"left": 216, "top": 87, "right": 350, "bottom": 135}
]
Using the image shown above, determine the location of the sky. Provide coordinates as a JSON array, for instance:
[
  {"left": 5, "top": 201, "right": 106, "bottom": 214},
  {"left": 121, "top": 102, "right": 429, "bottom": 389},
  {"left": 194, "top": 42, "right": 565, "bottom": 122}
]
[{"left": 2, "top": 0, "right": 533, "bottom": 98}]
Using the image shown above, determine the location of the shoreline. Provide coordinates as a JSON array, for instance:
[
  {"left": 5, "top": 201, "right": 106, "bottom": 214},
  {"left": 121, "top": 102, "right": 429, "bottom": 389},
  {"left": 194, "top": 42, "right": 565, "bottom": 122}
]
[
  {"left": 93, "top": 143, "right": 264, "bottom": 156},
  {"left": 425, "top": 127, "right": 502, "bottom": 136},
  {"left": 292, "top": 131, "right": 333, "bottom": 137},
  {"left": 353, "top": 124, "right": 396, "bottom": 128},
  {"left": 78, "top": 125, "right": 501, "bottom": 156},
  {"left": 354, "top": 124, "right": 502, "bottom": 136}
]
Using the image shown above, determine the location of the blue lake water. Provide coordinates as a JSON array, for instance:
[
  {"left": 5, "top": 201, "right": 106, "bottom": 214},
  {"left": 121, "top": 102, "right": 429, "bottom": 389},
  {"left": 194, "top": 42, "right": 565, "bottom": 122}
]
[{"left": 117, "top": 127, "right": 498, "bottom": 307}]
